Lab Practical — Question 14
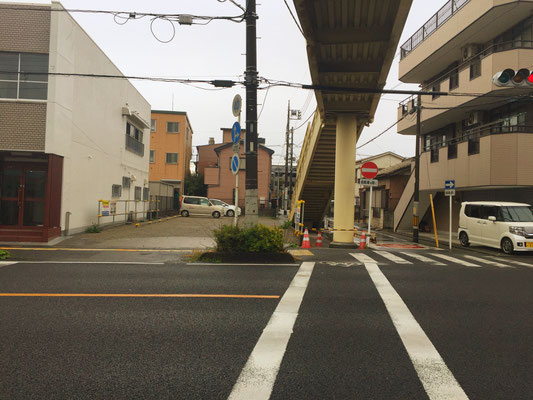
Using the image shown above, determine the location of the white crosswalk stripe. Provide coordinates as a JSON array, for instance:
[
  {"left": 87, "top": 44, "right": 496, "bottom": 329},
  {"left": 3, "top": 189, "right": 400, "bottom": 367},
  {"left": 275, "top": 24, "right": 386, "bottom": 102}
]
[
  {"left": 350, "top": 253, "right": 469, "bottom": 399},
  {"left": 487, "top": 256, "right": 533, "bottom": 269},
  {"left": 374, "top": 251, "right": 412, "bottom": 264},
  {"left": 430, "top": 253, "right": 481, "bottom": 267},
  {"left": 351, "top": 251, "right": 527, "bottom": 270},
  {"left": 0, "top": 261, "right": 17, "bottom": 268},
  {"left": 462, "top": 255, "right": 514, "bottom": 268},
  {"left": 351, "top": 253, "right": 379, "bottom": 264},
  {"left": 399, "top": 252, "right": 445, "bottom": 265}
]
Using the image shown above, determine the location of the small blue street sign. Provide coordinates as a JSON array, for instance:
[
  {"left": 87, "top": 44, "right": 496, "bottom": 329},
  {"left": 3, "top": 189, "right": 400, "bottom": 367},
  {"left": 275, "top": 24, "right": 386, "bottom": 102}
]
[
  {"left": 231, "top": 122, "right": 241, "bottom": 144},
  {"left": 231, "top": 154, "right": 240, "bottom": 175},
  {"left": 445, "top": 180, "right": 455, "bottom": 190}
]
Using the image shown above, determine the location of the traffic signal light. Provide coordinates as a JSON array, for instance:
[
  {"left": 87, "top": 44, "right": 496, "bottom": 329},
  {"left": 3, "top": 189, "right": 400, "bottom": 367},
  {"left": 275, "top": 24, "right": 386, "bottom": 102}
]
[{"left": 493, "top": 68, "right": 533, "bottom": 87}]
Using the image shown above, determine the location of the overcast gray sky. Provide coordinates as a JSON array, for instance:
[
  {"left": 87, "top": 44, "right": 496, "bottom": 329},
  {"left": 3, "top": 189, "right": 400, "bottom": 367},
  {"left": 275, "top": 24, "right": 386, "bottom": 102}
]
[{"left": 6, "top": 0, "right": 440, "bottom": 165}]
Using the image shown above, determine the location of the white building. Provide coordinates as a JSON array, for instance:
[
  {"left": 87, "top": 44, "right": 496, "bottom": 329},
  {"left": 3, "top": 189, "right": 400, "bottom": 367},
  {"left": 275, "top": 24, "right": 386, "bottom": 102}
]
[{"left": 0, "top": 2, "right": 151, "bottom": 241}]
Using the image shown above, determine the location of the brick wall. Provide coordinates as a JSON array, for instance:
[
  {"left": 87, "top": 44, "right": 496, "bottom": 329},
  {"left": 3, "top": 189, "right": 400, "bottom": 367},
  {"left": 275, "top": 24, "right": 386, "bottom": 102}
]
[
  {"left": 0, "top": 102, "right": 46, "bottom": 151},
  {"left": 208, "top": 145, "right": 272, "bottom": 209},
  {"left": 0, "top": 4, "right": 50, "bottom": 151},
  {"left": 0, "top": 4, "right": 51, "bottom": 53}
]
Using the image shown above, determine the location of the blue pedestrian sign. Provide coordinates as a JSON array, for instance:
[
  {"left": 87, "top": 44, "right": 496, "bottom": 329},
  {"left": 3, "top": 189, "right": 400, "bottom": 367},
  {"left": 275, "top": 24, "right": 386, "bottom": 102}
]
[
  {"left": 231, "top": 122, "right": 241, "bottom": 144},
  {"left": 231, "top": 154, "right": 240, "bottom": 175},
  {"left": 445, "top": 180, "right": 455, "bottom": 190}
]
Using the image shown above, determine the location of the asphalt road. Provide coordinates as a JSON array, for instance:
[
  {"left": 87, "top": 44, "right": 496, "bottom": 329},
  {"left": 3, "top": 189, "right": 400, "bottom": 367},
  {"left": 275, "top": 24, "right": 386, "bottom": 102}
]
[{"left": 0, "top": 246, "right": 531, "bottom": 399}]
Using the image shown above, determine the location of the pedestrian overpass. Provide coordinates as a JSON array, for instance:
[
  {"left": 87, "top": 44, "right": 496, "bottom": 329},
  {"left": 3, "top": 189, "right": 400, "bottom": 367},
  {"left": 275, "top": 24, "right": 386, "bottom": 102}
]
[{"left": 290, "top": 0, "right": 412, "bottom": 245}]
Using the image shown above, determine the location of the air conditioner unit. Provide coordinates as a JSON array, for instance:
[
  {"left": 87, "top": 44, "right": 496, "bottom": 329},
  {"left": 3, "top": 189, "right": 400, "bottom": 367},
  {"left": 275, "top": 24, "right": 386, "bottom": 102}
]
[
  {"left": 466, "top": 111, "right": 481, "bottom": 126},
  {"left": 461, "top": 44, "right": 482, "bottom": 61}
]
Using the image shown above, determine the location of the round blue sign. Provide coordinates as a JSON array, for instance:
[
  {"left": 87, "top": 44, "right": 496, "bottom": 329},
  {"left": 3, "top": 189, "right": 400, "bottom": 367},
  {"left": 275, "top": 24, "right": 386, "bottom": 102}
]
[
  {"left": 231, "top": 122, "right": 241, "bottom": 144},
  {"left": 231, "top": 154, "right": 239, "bottom": 175}
]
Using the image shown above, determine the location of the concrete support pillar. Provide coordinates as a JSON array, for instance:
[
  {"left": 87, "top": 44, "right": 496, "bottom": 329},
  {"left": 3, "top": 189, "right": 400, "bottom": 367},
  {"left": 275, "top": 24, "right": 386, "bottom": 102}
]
[{"left": 331, "top": 114, "right": 358, "bottom": 246}]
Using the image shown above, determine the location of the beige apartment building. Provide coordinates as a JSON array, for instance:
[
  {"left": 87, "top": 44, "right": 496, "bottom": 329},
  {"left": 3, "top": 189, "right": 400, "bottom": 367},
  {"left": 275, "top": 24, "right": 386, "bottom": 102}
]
[{"left": 394, "top": 0, "right": 533, "bottom": 233}]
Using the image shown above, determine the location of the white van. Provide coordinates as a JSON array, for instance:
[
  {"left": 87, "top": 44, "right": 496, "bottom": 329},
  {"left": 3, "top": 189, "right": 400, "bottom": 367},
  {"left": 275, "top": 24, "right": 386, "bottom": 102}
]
[{"left": 458, "top": 201, "right": 533, "bottom": 254}]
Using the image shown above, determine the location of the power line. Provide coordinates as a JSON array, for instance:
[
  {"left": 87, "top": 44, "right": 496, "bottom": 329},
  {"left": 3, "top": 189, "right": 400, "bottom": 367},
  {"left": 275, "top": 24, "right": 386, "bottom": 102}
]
[
  {"left": 282, "top": 0, "right": 304, "bottom": 36},
  {"left": 257, "top": 84, "right": 271, "bottom": 121},
  {"left": 6, "top": 70, "right": 533, "bottom": 101},
  {"left": 0, "top": 4, "right": 245, "bottom": 43},
  {"left": 0, "top": 5, "right": 245, "bottom": 22},
  {"left": 217, "top": 0, "right": 246, "bottom": 13},
  {"left": 293, "top": 108, "right": 316, "bottom": 130},
  {"left": 357, "top": 116, "right": 405, "bottom": 150}
]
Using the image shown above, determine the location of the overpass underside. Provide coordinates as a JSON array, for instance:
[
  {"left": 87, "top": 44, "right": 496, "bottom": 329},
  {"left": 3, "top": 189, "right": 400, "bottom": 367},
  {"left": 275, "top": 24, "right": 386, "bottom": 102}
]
[{"left": 291, "top": 0, "right": 412, "bottom": 246}]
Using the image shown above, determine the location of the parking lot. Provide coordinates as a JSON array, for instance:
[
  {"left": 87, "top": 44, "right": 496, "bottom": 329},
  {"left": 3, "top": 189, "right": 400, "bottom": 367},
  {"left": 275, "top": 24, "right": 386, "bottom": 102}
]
[{"left": 57, "top": 215, "right": 288, "bottom": 250}]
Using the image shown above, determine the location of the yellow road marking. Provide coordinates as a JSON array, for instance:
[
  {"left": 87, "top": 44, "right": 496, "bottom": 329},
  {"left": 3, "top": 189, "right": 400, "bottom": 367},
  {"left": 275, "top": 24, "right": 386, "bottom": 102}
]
[
  {"left": 288, "top": 249, "right": 314, "bottom": 256},
  {"left": 0, "top": 247, "right": 192, "bottom": 253},
  {"left": 0, "top": 293, "right": 279, "bottom": 299}
]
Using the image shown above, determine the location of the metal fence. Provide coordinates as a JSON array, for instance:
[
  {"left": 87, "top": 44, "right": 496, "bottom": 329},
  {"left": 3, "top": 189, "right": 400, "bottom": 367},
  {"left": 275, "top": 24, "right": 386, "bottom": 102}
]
[
  {"left": 400, "top": 0, "right": 470, "bottom": 59},
  {"left": 97, "top": 198, "right": 163, "bottom": 227}
]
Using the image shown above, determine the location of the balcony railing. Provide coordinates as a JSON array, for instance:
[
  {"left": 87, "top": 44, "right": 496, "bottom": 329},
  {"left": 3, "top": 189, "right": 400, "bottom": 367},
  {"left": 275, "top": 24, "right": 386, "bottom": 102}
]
[
  {"left": 399, "top": 41, "right": 533, "bottom": 111},
  {"left": 400, "top": 0, "right": 470, "bottom": 59},
  {"left": 423, "top": 122, "right": 533, "bottom": 156},
  {"left": 125, "top": 134, "right": 145, "bottom": 157}
]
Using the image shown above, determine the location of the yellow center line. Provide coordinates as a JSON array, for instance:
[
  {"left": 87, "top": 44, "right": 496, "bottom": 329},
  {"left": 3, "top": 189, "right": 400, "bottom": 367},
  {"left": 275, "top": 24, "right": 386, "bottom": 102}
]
[
  {"left": 0, "top": 247, "right": 192, "bottom": 253},
  {"left": 0, "top": 293, "right": 280, "bottom": 299}
]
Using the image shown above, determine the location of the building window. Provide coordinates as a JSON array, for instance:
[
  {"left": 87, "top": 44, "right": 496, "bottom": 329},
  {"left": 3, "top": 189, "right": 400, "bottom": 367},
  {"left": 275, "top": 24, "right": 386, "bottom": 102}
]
[
  {"left": 470, "top": 58, "right": 481, "bottom": 80},
  {"left": 134, "top": 186, "right": 142, "bottom": 201},
  {"left": 151, "top": 119, "right": 156, "bottom": 132},
  {"left": 143, "top": 187, "right": 149, "bottom": 201},
  {"left": 430, "top": 146, "right": 439, "bottom": 163},
  {"left": 0, "top": 52, "right": 49, "bottom": 100},
  {"left": 126, "top": 122, "right": 143, "bottom": 142},
  {"left": 431, "top": 82, "right": 440, "bottom": 100},
  {"left": 468, "top": 134, "right": 480, "bottom": 155},
  {"left": 112, "top": 184, "right": 122, "bottom": 198},
  {"left": 449, "top": 67, "right": 459, "bottom": 90},
  {"left": 448, "top": 139, "right": 458, "bottom": 159},
  {"left": 122, "top": 176, "right": 131, "bottom": 189},
  {"left": 149, "top": 150, "right": 155, "bottom": 163},
  {"left": 166, "top": 153, "right": 178, "bottom": 164},
  {"left": 125, "top": 122, "right": 145, "bottom": 156},
  {"left": 167, "top": 122, "right": 180, "bottom": 133}
]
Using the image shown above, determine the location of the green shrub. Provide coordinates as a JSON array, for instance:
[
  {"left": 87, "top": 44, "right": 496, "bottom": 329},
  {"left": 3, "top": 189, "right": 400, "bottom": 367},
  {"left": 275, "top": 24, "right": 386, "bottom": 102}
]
[
  {"left": 214, "top": 224, "right": 284, "bottom": 253},
  {"left": 85, "top": 224, "right": 101, "bottom": 234},
  {"left": 0, "top": 250, "right": 10, "bottom": 260},
  {"left": 280, "top": 220, "right": 293, "bottom": 230},
  {"left": 213, "top": 225, "right": 246, "bottom": 253}
]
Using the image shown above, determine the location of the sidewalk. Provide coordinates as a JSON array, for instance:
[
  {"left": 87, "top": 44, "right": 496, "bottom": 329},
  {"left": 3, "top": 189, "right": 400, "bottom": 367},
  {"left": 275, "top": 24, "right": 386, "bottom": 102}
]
[{"left": 394, "top": 229, "right": 460, "bottom": 248}]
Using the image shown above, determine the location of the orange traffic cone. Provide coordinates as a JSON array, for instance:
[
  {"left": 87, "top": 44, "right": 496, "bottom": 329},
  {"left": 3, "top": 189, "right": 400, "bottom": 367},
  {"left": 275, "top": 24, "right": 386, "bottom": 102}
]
[
  {"left": 316, "top": 231, "right": 323, "bottom": 247},
  {"left": 358, "top": 230, "right": 366, "bottom": 250},
  {"left": 301, "top": 228, "right": 311, "bottom": 249}
]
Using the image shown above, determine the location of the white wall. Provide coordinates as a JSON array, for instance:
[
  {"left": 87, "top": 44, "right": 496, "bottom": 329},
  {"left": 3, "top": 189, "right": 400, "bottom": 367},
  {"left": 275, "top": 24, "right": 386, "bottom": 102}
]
[{"left": 46, "top": 1, "right": 151, "bottom": 233}]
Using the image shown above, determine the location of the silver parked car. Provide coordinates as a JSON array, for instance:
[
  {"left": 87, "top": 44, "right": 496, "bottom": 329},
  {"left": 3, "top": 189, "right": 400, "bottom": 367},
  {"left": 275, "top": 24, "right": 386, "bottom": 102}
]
[{"left": 180, "top": 196, "right": 225, "bottom": 218}]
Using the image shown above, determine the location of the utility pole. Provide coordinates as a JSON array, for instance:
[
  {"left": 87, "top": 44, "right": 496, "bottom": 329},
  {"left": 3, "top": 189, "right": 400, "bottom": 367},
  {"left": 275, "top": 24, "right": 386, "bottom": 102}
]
[
  {"left": 413, "top": 94, "right": 421, "bottom": 243},
  {"left": 284, "top": 100, "right": 290, "bottom": 215},
  {"left": 289, "top": 126, "right": 294, "bottom": 205},
  {"left": 244, "top": 0, "right": 259, "bottom": 225}
]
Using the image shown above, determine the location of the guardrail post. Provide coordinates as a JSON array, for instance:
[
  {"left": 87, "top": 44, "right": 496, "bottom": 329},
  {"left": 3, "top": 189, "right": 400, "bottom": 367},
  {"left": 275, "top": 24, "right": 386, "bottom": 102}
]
[{"left": 97, "top": 200, "right": 101, "bottom": 226}]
